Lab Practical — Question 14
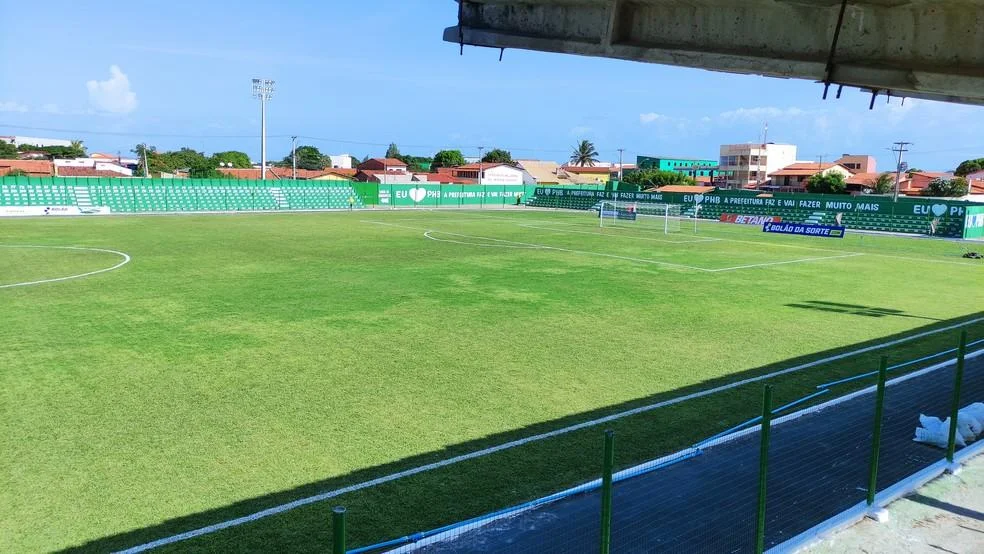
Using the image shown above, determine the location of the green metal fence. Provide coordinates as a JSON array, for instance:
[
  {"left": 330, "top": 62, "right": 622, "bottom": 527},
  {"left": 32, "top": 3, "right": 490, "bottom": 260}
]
[{"left": 329, "top": 331, "right": 984, "bottom": 553}]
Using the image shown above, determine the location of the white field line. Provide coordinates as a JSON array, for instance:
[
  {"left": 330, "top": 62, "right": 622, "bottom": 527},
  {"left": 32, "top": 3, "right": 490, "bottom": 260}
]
[
  {"left": 366, "top": 221, "right": 709, "bottom": 272},
  {"left": 392, "top": 348, "right": 984, "bottom": 553},
  {"left": 513, "top": 221, "right": 978, "bottom": 271},
  {"left": 375, "top": 221, "right": 891, "bottom": 274},
  {"left": 114, "top": 315, "right": 984, "bottom": 553},
  {"left": 706, "top": 253, "right": 866, "bottom": 272},
  {"left": 517, "top": 223, "right": 720, "bottom": 244},
  {"left": 0, "top": 245, "right": 131, "bottom": 289},
  {"left": 423, "top": 231, "right": 542, "bottom": 249}
]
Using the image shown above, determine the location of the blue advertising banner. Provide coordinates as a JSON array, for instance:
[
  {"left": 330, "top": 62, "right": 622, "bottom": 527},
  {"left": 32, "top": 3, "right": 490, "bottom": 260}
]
[{"left": 763, "top": 221, "right": 846, "bottom": 238}]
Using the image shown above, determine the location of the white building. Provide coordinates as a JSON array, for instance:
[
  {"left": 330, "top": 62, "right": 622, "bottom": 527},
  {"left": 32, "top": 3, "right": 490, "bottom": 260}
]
[
  {"left": 0, "top": 136, "right": 72, "bottom": 148},
  {"left": 718, "top": 143, "right": 797, "bottom": 189},
  {"left": 328, "top": 154, "right": 355, "bottom": 169},
  {"left": 53, "top": 158, "right": 133, "bottom": 176},
  {"left": 450, "top": 163, "right": 535, "bottom": 185}
]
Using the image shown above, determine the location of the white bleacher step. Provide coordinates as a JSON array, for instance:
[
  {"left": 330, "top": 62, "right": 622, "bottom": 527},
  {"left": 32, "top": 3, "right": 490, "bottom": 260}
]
[
  {"left": 804, "top": 211, "right": 826, "bottom": 224},
  {"left": 74, "top": 186, "right": 93, "bottom": 208},
  {"left": 270, "top": 187, "right": 289, "bottom": 209}
]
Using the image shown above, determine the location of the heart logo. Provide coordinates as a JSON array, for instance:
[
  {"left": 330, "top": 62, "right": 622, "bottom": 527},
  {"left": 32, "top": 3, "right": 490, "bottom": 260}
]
[
  {"left": 694, "top": 194, "right": 704, "bottom": 204},
  {"left": 409, "top": 187, "right": 427, "bottom": 203},
  {"left": 931, "top": 204, "right": 947, "bottom": 217}
]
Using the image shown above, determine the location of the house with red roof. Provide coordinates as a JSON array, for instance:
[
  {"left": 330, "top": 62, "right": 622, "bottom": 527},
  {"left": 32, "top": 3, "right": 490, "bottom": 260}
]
[
  {"left": 765, "top": 162, "right": 852, "bottom": 192},
  {"left": 0, "top": 160, "right": 54, "bottom": 176},
  {"left": 357, "top": 158, "right": 408, "bottom": 172}
]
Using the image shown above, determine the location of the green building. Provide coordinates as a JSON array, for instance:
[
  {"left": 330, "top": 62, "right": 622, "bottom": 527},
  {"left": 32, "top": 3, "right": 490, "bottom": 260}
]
[{"left": 636, "top": 156, "right": 718, "bottom": 177}]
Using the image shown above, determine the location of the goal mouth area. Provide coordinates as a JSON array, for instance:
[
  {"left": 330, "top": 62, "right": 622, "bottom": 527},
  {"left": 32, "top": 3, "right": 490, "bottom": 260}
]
[{"left": 597, "top": 201, "right": 685, "bottom": 234}]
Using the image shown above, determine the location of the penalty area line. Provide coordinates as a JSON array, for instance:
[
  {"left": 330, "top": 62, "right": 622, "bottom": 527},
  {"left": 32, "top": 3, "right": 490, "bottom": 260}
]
[
  {"left": 708, "top": 253, "right": 866, "bottom": 272},
  {"left": 114, "top": 315, "right": 984, "bottom": 553},
  {"left": 363, "top": 220, "right": 709, "bottom": 272}
]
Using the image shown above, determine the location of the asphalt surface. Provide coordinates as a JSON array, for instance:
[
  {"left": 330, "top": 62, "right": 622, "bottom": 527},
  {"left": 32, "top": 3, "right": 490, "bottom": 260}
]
[{"left": 411, "top": 356, "right": 984, "bottom": 554}]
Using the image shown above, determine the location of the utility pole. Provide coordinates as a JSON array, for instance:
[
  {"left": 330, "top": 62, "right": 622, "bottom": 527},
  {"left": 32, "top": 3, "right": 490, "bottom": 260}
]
[
  {"left": 252, "top": 78, "right": 275, "bottom": 180},
  {"left": 142, "top": 146, "right": 150, "bottom": 178},
  {"left": 617, "top": 148, "right": 624, "bottom": 181},
  {"left": 891, "top": 141, "right": 912, "bottom": 202},
  {"left": 291, "top": 136, "right": 298, "bottom": 180},
  {"left": 478, "top": 146, "right": 485, "bottom": 186}
]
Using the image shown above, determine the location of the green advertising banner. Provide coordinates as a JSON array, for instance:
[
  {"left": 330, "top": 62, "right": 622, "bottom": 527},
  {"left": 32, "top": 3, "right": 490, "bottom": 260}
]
[
  {"left": 534, "top": 187, "right": 981, "bottom": 218},
  {"left": 965, "top": 206, "right": 984, "bottom": 239},
  {"left": 381, "top": 185, "right": 529, "bottom": 207}
]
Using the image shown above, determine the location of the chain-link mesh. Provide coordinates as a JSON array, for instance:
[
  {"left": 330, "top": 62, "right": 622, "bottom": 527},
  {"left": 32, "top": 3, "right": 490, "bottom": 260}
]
[{"left": 341, "top": 343, "right": 982, "bottom": 554}]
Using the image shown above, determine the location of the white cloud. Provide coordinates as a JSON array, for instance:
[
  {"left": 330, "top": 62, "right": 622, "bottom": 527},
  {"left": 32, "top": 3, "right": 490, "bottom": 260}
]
[
  {"left": 570, "top": 125, "right": 592, "bottom": 136},
  {"left": 86, "top": 65, "right": 138, "bottom": 114},
  {"left": 0, "top": 100, "right": 28, "bottom": 113},
  {"left": 40, "top": 103, "right": 61, "bottom": 114},
  {"left": 639, "top": 112, "right": 666, "bottom": 124},
  {"left": 719, "top": 106, "right": 808, "bottom": 122}
]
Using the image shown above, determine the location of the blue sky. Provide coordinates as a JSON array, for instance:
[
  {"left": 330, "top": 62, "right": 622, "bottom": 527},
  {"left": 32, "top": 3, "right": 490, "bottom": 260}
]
[{"left": 1, "top": 0, "right": 981, "bottom": 171}]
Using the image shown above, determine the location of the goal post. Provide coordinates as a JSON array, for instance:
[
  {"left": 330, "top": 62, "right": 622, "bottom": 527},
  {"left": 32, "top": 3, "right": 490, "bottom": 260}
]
[{"left": 598, "top": 200, "right": 682, "bottom": 234}]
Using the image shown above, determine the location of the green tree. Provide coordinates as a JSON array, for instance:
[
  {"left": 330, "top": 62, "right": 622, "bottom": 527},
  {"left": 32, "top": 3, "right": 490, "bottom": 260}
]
[
  {"left": 870, "top": 173, "right": 895, "bottom": 194},
  {"left": 0, "top": 141, "right": 18, "bottom": 159},
  {"left": 397, "top": 155, "right": 433, "bottom": 172},
  {"left": 282, "top": 145, "right": 327, "bottom": 171},
  {"left": 432, "top": 149, "right": 466, "bottom": 169},
  {"left": 385, "top": 143, "right": 401, "bottom": 159},
  {"left": 16, "top": 143, "right": 86, "bottom": 159},
  {"left": 620, "top": 168, "right": 695, "bottom": 190},
  {"left": 569, "top": 140, "right": 599, "bottom": 167},
  {"left": 806, "top": 172, "right": 848, "bottom": 194},
  {"left": 955, "top": 158, "right": 984, "bottom": 177},
  {"left": 189, "top": 157, "right": 222, "bottom": 178},
  {"left": 925, "top": 176, "right": 969, "bottom": 197},
  {"left": 481, "top": 148, "right": 513, "bottom": 164},
  {"left": 132, "top": 143, "right": 162, "bottom": 176},
  {"left": 212, "top": 151, "right": 251, "bottom": 168}
]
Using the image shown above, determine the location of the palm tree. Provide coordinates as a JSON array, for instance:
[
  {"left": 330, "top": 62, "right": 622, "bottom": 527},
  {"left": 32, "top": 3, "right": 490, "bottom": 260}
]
[
  {"left": 869, "top": 173, "right": 895, "bottom": 194},
  {"left": 569, "top": 140, "right": 599, "bottom": 167}
]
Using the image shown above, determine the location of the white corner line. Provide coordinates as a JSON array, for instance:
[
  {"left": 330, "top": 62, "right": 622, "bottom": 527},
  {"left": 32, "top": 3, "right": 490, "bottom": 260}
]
[{"left": 0, "top": 245, "right": 131, "bottom": 289}]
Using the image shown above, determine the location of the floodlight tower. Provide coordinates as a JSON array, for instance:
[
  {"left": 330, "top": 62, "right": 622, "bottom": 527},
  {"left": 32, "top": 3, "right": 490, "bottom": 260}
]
[{"left": 252, "top": 78, "right": 275, "bottom": 180}]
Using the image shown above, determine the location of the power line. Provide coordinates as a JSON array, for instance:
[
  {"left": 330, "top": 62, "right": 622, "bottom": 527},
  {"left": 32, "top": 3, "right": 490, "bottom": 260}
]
[
  {"left": 891, "top": 141, "right": 912, "bottom": 203},
  {"left": 0, "top": 123, "right": 277, "bottom": 139}
]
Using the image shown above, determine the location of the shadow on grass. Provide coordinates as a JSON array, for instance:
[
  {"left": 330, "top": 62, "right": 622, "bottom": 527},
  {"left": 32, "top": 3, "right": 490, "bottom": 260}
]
[
  {"left": 786, "top": 300, "right": 943, "bottom": 321},
  {"left": 906, "top": 494, "right": 984, "bottom": 521},
  {"left": 62, "top": 313, "right": 984, "bottom": 553}
]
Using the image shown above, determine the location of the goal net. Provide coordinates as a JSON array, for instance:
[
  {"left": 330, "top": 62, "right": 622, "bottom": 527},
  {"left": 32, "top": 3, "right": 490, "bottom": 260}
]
[{"left": 598, "top": 201, "right": 682, "bottom": 233}]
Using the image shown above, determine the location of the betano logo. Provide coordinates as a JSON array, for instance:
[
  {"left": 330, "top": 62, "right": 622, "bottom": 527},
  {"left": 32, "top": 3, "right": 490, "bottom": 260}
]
[{"left": 720, "top": 213, "right": 781, "bottom": 225}]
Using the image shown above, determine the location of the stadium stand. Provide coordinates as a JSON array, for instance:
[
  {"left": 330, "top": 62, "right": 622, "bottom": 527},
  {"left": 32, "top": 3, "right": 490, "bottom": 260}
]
[{"left": 0, "top": 177, "right": 362, "bottom": 213}]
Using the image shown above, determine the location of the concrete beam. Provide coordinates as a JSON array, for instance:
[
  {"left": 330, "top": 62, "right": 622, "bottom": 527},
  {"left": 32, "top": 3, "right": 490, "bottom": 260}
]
[{"left": 444, "top": 0, "right": 984, "bottom": 106}]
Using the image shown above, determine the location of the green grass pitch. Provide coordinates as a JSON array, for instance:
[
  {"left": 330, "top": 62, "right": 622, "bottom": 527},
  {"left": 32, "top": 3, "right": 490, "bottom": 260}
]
[{"left": 1, "top": 208, "right": 982, "bottom": 552}]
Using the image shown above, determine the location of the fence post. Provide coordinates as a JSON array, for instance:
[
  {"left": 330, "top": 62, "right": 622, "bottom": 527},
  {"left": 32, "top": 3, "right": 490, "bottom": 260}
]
[
  {"left": 599, "top": 430, "right": 615, "bottom": 554},
  {"left": 945, "top": 331, "right": 968, "bottom": 467},
  {"left": 755, "top": 385, "right": 774, "bottom": 554},
  {"left": 865, "top": 356, "right": 889, "bottom": 519},
  {"left": 332, "top": 506, "right": 346, "bottom": 554}
]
